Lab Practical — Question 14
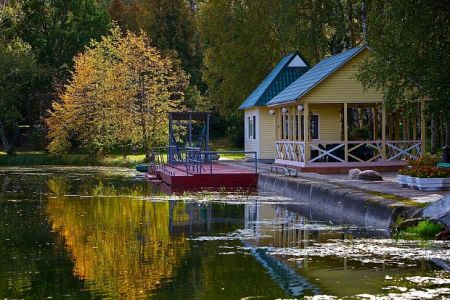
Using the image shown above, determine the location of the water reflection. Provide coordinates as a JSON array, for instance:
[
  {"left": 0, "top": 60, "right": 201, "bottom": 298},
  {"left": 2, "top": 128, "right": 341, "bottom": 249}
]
[{"left": 0, "top": 167, "right": 449, "bottom": 299}]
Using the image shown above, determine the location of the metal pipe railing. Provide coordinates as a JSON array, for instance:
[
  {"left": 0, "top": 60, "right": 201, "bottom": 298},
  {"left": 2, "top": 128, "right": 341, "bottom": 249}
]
[{"left": 150, "top": 147, "right": 258, "bottom": 175}]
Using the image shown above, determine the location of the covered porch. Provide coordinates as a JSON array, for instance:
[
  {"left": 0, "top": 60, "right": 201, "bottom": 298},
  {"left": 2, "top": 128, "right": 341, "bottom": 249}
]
[{"left": 272, "top": 101, "right": 426, "bottom": 173}]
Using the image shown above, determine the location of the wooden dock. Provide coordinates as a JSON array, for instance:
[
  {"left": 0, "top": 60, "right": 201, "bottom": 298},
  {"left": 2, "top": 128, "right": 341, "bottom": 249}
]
[{"left": 148, "top": 162, "right": 258, "bottom": 188}]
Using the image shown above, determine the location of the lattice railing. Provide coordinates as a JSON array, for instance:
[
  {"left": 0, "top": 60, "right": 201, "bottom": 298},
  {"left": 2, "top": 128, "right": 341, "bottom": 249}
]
[
  {"left": 386, "top": 140, "right": 421, "bottom": 161},
  {"left": 275, "top": 141, "right": 305, "bottom": 162}
]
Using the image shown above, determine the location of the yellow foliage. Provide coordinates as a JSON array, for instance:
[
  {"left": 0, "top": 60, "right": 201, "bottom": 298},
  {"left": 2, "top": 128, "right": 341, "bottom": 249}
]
[{"left": 46, "top": 25, "right": 188, "bottom": 155}]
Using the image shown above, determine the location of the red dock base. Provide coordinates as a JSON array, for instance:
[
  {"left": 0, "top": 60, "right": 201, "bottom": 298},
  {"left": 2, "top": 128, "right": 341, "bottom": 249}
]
[{"left": 150, "top": 163, "right": 258, "bottom": 188}]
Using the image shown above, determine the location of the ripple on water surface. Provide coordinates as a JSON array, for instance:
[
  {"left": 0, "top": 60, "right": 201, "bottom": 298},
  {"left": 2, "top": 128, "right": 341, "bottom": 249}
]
[{"left": 0, "top": 166, "right": 449, "bottom": 299}]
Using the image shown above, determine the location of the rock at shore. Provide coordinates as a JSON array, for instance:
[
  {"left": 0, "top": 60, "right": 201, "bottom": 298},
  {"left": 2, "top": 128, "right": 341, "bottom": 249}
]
[
  {"left": 423, "top": 193, "right": 450, "bottom": 228},
  {"left": 357, "top": 170, "right": 383, "bottom": 181},
  {"left": 348, "top": 168, "right": 361, "bottom": 180}
]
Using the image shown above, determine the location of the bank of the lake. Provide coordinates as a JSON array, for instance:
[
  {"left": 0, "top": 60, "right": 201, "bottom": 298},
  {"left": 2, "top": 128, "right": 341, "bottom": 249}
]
[
  {"left": 0, "top": 151, "right": 145, "bottom": 168},
  {"left": 225, "top": 161, "right": 449, "bottom": 229}
]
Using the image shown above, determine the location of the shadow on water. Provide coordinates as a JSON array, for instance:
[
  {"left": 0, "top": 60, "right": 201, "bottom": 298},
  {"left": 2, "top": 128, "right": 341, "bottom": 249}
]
[{"left": 0, "top": 167, "right": 449, "bottom": 299}]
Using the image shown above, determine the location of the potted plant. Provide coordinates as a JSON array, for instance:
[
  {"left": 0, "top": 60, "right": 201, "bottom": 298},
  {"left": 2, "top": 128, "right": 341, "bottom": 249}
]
[
  {"left": 411, "top": 166, "right": 450, "bottom": 191},
  {"left": 397, "top": 154, "right": 448, "bottom": 190},
  {"left": 397, "top": 167, "right": 412, "bottom": 187}
]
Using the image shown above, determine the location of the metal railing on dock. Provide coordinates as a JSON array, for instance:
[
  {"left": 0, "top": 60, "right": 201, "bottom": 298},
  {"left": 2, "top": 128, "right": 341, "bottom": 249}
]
[{"left": 149, "top": 147, "right": 258, "bottom": 176}]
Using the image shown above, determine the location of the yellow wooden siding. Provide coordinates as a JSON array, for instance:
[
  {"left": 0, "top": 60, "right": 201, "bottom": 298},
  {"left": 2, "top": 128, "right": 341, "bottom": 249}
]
[
  {"left": 310, "top": 104, "right": 341, "bottom": 141},
  {"left": 300, "top": 49, "right": 383, "bottom": 104},
  {"left": 257, "top": 107, "right": 276, "bottom": 159}
]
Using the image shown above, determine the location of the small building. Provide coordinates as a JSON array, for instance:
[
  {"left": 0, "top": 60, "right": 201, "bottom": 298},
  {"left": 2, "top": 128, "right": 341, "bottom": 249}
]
[
  {"left": 239, "top": 53, "right": 310, "bottom": 162},
  {"left": 240, "top": 46, "right": 426, "bottom": 172}
]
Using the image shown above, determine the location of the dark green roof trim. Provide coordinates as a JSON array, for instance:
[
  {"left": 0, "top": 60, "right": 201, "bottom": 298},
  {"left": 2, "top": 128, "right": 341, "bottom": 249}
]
[{"left": 239, "top": 53, "right": 309, "bottom": 110}]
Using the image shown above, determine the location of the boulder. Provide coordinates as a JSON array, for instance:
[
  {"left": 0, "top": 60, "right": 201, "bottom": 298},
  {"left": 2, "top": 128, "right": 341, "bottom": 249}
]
[
  {"left": 423, "top": 194, "right": 450, "bottom": 228},
  {"left": 357, "top": 170, "right": 383, "bottom": 181},
  {"left": 348, "top": 168, "right": 361, "bottom": 180}
]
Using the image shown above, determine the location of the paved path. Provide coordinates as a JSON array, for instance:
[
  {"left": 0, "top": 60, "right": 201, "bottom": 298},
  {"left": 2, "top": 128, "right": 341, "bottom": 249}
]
[{"left": 222, "top": 160, "right": 449, "bottom": 204}]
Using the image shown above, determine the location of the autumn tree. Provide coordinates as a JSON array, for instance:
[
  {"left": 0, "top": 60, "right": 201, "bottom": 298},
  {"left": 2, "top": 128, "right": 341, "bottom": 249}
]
[{"left": 46, "top": 26, "right": 188, "bottom": 156}]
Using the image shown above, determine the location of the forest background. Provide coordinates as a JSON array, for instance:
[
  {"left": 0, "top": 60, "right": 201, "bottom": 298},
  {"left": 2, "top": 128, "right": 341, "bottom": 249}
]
[{"left": 0, "top": 0, "right": 448, "bottom": 163}]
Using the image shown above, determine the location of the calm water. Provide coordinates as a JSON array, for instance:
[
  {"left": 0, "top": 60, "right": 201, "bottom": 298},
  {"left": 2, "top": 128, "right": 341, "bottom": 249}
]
[{"left": 0, "top": 167, "right": 449, "bottom": 299}]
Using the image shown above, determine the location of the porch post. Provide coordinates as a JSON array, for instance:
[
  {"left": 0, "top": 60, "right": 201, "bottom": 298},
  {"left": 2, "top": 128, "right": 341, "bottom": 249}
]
[
  {"left": 275, "top": 108, "right": 280, "bottom": 140},
  {"left": 291, "top": 105, "right": 295, "bottom": 141},
  {"left": 344, "top": 102, "right": 348, "bottom": 162},
  {"left": 381, "top": 103, "right": 387, "bottom": 160},
  {"left": 420, "top": 101, "right": 426, "bottom": 155},
  {"left": 303, "top": 102, "right": 310, "bottom": 162}
]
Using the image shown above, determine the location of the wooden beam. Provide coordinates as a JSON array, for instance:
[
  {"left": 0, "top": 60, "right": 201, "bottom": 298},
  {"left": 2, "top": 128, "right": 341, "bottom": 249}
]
[
  {"left": 421, "top": 101, "right": 426, "bottom": 155},
  {"left": 304, "top": 103, "right": 310, "bottom": 162},
  {"left": 382, "top": 103, "right": 387, "bottom": 160},
  {"left": 344, "top": 102, "right": 348, "bottom": 162}
]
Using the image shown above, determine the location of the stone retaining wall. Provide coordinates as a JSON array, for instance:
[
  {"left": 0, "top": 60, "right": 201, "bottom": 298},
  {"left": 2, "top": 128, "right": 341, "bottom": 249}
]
[{"left": 258, "top": 173, "right": 420, "bottom": 229}]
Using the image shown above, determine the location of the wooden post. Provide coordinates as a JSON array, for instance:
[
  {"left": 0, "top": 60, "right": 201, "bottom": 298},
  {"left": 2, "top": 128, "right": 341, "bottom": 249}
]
[
  {"left": 303, "top": 103, "right": 310, "bottom": 162},
  {"left": 344, "top": 102, "right": 348, "bottom": 162},
  {"left": 382, "top": 103, "right": 387, "bottom": 160},
  {"left": 274, "top": 108, "right": 281, "bottom": 141},
  {"left": 291, "top": 105, "right": 295, "bottom": 141},
  {"left": 412, "top": 109, "right": 417, "bottom": 141},
  {"left": 421, "top": 101, "right": 426, "bottom": 155}
]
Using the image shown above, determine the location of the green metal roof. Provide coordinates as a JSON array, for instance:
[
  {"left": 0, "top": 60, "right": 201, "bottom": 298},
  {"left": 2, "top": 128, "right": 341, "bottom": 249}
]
[
  {"left": 267, "top": 46, "right": 367, "bottom": 106},
  {"left": 239, "top": 53, "right": 309, "bottom": 110}
]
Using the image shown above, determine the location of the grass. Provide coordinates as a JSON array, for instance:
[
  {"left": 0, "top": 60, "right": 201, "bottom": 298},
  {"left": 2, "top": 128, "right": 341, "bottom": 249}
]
[
  {"left": 0, "top": 151, "right": 146, "bottom": 168},
  {"left": 0, "top": 138, "right": 245, "bottom": 167},
  {"left": 210, "top": 137, "right": 245, "bottom": 160},
  {"left": 366, "top": 190, "right": 429, "bottom": 208},
  {"left": 395, "top": 220, "right": 444, "bottom": 240}
]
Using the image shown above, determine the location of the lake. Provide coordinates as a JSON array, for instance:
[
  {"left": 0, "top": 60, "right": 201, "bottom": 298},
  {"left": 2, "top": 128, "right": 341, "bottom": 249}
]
[{"left": 0, "top": 167, "right": 449, "bottom": 299}]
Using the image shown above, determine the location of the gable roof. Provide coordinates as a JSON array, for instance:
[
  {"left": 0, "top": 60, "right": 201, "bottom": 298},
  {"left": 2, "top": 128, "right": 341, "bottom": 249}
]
[
  {"left": 239, "top": 53, "right": 309, "bottom": 110},
  {"left": 266, "top": 46, "right": 367, "bottom": 106}
]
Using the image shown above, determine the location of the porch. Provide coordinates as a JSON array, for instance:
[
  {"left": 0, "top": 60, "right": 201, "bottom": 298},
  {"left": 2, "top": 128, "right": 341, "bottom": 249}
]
[{"left": 271, "top": 101, "right": 426, "bottom": 173}]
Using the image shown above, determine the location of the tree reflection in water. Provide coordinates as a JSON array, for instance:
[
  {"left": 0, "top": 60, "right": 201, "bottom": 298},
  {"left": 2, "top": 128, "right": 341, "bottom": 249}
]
[{"left": 46, "top": 177, "right": 190, "bottom": 298}]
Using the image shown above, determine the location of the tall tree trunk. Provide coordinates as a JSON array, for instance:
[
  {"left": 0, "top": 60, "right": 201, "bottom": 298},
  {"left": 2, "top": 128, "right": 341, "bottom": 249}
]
[
  {"left": 0, "top": 120, "right": 12, "bottom": 154},
  {"left": 431, "top": 113, "right": 437, "bottom": 154},
  {"left": 361, "top": 0, "right": 367, "bottom": 43}
]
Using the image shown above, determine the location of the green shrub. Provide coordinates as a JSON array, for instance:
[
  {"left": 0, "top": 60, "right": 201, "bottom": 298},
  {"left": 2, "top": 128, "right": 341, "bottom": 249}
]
[{"left": 396, "top": 220, "right": 444, "bottom": 240}]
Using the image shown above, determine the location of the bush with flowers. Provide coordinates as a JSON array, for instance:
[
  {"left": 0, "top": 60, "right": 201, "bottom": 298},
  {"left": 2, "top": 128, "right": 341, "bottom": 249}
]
[
  {"left": 399, "top": 154, "right": 448, "bottom": 178},
  {"left": 406, "top": 154, "right": 440, "bottom": 167}
]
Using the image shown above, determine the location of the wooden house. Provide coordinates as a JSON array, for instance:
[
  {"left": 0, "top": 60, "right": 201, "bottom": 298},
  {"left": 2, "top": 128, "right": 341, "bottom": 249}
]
[
  {"left": 240, "top": 46, "right": 426, "bottom": 172},
  {"left": 239, "top": 53, "right": 310, "bottom": 162}
]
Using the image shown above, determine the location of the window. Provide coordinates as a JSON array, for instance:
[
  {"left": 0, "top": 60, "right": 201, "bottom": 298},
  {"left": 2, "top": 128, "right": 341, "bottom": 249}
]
[
  {"left": 252, "top": 115, "right": 256, "bottom": 140},
  {"left": 247, "top": 116, "right": 252, "bottom": 139},
  {"left": 301, "top": 114, "right": 319, "bottom": 140}
]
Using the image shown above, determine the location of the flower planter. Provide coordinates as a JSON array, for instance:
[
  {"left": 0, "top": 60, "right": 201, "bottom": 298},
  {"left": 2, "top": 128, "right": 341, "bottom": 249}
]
[
  {"left": 405, "top": 176, "right": 417, "bottom": 188},
  {"left": 415, "top": 177, "right": 450, "bottom": 191},
  {"left": 396, "top": 175, "right": 409, "bottom": 187}
]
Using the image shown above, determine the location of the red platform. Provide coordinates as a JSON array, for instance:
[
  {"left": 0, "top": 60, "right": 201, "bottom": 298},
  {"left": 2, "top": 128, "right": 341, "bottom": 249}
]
[{"left": 148, "top": 163, "right": 258, "bottom": 188}]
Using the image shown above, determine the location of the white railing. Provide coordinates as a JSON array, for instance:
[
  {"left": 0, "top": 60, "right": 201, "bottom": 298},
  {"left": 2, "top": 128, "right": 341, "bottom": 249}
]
[
  {"left": 309, "top": 141, "right": 345, "bottom": 163},
  {"left": 275, "top": 140, "right": 421, "bottom": 164},
  {"left": 347, "top": 141, "right": 382, "bottom": 163},
  {"left": 275, "top": 141, "right": 305, "bottom": 162},
  {"left": 386, "top": 140, "right": 421, "bottom": 161}
]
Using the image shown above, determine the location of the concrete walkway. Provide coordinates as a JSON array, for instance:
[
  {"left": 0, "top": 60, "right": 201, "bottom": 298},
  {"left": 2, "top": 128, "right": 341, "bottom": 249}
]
[{"left": 223, "top": 160, "right": 448, "bottom": 204}]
